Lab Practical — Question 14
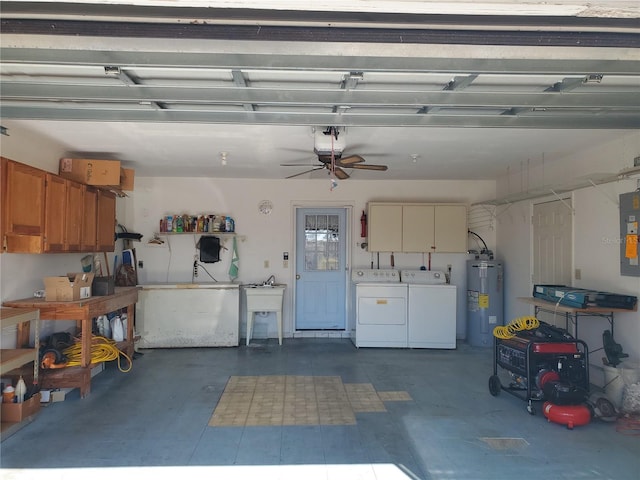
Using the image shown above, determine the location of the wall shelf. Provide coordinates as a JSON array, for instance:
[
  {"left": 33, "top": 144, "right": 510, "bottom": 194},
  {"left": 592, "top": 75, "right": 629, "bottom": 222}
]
[
  {"left": 150, "top": 232, "right": 246, "bottom": 244},
  {"left": 156, "top": 232, "right": 237, "bottom": 236},
  {"left": 472, "top": 168, "right": 639, "bottom": 207}
]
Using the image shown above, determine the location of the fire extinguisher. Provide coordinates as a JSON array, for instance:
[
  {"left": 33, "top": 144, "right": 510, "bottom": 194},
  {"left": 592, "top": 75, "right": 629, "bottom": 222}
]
[{"left": 360, "top": 211, "right": 367, "bottom": 238}]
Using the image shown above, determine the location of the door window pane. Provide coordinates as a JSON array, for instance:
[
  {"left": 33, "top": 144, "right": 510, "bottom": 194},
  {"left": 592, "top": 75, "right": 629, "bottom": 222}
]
[{"left": 304, "top": 214, "right": 340, "bottom": 271}]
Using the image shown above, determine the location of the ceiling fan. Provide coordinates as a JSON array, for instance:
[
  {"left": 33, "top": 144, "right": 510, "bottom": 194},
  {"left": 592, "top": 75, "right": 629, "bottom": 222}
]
[{"left": 281, "top": 127, "right": 388, "bottom": 179}]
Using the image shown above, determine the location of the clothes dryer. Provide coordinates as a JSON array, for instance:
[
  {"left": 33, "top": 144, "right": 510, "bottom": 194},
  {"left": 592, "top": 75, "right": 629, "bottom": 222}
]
[{"left": 352, "top": 269, "right": 407, "bottom": 348}]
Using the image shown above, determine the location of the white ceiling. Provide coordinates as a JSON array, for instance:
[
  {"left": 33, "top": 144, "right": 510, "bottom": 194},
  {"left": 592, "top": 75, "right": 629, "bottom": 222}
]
[{"left": 1, "top": 0, "right": 639, "bottom": 181}]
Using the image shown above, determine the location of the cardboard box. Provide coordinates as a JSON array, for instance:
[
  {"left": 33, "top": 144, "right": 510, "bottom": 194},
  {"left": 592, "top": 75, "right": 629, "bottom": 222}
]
[
  {"left": 120, "top": 167, "right": 135, "bottom": 191},
  {"left": 1, "top": 392, "right": 41, "bottom": 423},
  {"left": 43, "top": 272, "right": 94, "bottom": 302},
  {"left": 59, "top": 158, "right": 121, "bottom": 186}
]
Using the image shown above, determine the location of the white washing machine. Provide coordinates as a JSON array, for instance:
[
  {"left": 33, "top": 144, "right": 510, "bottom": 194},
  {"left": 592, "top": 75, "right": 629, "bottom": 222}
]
[
  {"left": 352, "top": 269, "right": 407, "bottom": 348},
  {"left": 401, "top": 270, "right": 457, "bottom": 349}
]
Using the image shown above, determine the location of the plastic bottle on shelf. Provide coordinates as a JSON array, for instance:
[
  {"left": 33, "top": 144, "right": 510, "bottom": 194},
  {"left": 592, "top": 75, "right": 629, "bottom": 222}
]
[
  {"left": 166, "top": 215, "right": 173, "bottom": 232},
  {"left": 15, "top": 376, "right": 27, "bottom": 403},
  {"left": 225, "top": 216, "right": 235, "bottom": 232},
  {"left": 176, "top": 215, "right": 184, "bottom": 233}
]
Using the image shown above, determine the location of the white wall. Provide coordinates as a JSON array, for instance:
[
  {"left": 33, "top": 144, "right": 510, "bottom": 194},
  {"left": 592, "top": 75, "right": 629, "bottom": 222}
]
[
  {"left": 128, "top": 177, "right": 496, "bottom": 340},
  {"left": 496, "top": 132, "right": 640, "bottom": 387}
]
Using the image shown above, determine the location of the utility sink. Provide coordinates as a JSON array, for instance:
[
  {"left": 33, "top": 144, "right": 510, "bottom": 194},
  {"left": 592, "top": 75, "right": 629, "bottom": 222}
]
[
  {"left": 244, "top": 284, "right": 285, "bottom": 310},
  {"left": 243, "top": 284, "right": 285, "bottom": 345}
]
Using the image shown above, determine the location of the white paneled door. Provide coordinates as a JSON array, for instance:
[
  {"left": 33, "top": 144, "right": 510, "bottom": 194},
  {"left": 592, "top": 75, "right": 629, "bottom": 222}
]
[
  {"left": 295, "top": 208, "right": 347, "bottom": 330},
  {"left": 533, "top": 199, "right": 573, "bottom": 285},
  {"left": 532, "top": 199, "right": 573, "bottom": 328}
]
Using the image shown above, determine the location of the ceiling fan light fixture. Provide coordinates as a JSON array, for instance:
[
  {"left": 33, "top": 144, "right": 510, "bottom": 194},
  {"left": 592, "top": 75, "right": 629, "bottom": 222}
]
[
  {"left": 410, "top": 154, "right": 420, "bottom": 163},
  {"left": 314, "top": 127, "right": 345, "bottom": 156}
]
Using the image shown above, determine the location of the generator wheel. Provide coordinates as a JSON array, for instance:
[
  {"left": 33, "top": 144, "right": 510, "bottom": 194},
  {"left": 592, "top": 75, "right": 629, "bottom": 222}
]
[{"left": 489, "top": 375, "right": 501, "bottom": 396}]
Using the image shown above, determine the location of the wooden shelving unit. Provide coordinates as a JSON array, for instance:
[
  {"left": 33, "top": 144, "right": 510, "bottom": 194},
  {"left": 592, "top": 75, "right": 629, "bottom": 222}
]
[
  {"left": 1, "top": 307, "right": 41, "bottom": 441},
  {"left": 0, "top": 307, "right": 40, "bottom": 383}
]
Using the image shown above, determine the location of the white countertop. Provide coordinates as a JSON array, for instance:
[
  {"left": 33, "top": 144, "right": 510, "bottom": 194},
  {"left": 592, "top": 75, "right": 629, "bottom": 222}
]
[{"left": 140, "top": 282, "right": 240, "bottom": 289}]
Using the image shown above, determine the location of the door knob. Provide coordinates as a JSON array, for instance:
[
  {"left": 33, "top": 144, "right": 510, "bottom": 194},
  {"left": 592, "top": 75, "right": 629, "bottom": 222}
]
[{"left": 296, "top": 274, "right": 301, "bottom": 280}]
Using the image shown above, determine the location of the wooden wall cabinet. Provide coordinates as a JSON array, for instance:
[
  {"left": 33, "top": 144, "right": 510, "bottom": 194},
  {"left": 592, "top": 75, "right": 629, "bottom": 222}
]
[
  {"left": 81, "top": 186, "right": 98, "bottom": 251},
  {"left": 368, "top": 202, "right": 468, "bottom": 253},
  {"left": 2, "top": 159, "right": 46, "bottom": 253},
  {"left": 96, "top": 190, "right": 116, "bottom": 252},
  {"left": 2, "top": 158, "right": 117, "bottom": 254},
  {"left": 44, "top": 174, "right": 67, "bottom": 253},
  {"left": 65, "top": 181, "right": 84, "bottom": 252}
]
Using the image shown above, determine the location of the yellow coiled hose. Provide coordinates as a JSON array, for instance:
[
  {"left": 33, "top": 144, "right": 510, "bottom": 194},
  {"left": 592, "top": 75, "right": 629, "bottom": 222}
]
[
  {"left": 63, "top": 336, "right": 132, "bottom": 373},
  {"left": 493, "top": 316, "right": 540, "bottom": 339}
]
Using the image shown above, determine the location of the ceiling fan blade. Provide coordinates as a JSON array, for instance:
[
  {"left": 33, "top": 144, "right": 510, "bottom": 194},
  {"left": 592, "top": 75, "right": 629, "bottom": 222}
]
[
  {"left": 348, "top": 164, "right": 388, "bottom": 171},
  {"left": 334, "top": 167, "right": 350, "bottom": 180},
  {"left": 338, "top": 154, "right": 365, "bottom": 165},
  {"left": 285, "top": 167, "right": 324, "bottom": 179}
]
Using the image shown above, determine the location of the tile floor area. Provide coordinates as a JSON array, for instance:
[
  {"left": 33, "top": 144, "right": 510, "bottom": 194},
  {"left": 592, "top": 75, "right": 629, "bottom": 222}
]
[
  {"left": 209, "top": 375, "right": 409, "bottom": 426},
  {"left": 1, "top": 339, "right": 639, "bottom": 480}
]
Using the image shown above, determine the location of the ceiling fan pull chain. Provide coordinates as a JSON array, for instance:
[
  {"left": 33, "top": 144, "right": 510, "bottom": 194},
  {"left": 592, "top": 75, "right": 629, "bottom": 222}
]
[{"left": 330, "top": 131, "right": 338, "bottom": 190}]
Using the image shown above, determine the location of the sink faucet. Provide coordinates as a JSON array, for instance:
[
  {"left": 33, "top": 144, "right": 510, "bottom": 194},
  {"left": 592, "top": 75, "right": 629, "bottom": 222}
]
[{"left": 264, "top": 275, "right": 276, "bottom": 286}]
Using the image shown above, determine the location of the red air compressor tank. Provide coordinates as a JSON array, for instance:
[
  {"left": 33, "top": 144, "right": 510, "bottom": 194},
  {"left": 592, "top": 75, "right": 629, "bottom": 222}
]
[{"left": 543, "top": 401, "right": 591, "bottom": 429}]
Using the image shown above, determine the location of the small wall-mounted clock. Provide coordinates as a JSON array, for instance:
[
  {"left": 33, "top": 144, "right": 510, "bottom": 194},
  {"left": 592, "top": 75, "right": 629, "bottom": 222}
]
[{"left": 258, "top": 200, "right": 274, "bottom": 215}]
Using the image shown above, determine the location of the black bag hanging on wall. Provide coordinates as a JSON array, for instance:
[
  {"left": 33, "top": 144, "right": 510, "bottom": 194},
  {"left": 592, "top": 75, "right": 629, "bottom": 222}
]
[{"left": 198, "top": 236, "right": 221, "bottom": 263}]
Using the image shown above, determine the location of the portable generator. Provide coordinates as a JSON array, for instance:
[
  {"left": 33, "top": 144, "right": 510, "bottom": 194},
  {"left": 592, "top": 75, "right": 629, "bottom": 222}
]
[{"left": 489, "top": 320, "right": 590, "bottom": 423}]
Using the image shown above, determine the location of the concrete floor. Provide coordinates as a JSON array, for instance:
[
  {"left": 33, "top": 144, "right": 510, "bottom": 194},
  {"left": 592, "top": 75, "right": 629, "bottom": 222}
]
[{"left": 1, "top": 339, "right": 638, "bottom": 479}]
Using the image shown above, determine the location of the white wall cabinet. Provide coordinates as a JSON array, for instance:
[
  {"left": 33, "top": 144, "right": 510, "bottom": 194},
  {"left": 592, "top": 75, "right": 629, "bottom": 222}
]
[
  {"left": 368, "top": 202, "right": 468, "bottom": 253},
  {"left": 367, "top": 203, "right": 403, "bottom": 252}
]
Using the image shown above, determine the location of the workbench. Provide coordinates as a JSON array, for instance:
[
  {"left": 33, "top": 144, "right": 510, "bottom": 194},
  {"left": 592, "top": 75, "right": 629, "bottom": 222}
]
[
  {"left": 518, "top": 297, "right": 637, "bottom": 339},
  {"left": 3, "top": 287, "right": 139, "bottom": 398}
]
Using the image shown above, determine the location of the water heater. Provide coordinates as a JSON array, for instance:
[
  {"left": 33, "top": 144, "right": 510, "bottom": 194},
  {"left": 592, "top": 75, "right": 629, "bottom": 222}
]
[{"left": 467, "top": 258, "right": 504, "bottom": 347}]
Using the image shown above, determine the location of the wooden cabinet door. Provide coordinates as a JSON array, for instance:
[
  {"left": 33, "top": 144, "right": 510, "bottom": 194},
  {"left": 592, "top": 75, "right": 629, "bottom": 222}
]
[
  {"left": 96, "top": 190, "right": 116, "bottom": 252},
  {"left": 65, "top": 180, "right": 84, "bottom": 252},
  {"left": 1, "top": 157, "right": 6, "bottom": 252},
  {"left": 3, "top": 159, "right": 46, "bottom": 253},
  {"left": 367, "top": 203, "right": 402, "bottom": 252},
  {"left": 44, "top": 174, "right": 66, "bottom": 252},
  {"left": 402, "top": 205, "right": 435, "bottom": 252},
  {"left": 434, "top": 205, "right": 468, "bottom": 253},
  {"left": 82, "top": 186, "right": 98, "bottom": 251}
]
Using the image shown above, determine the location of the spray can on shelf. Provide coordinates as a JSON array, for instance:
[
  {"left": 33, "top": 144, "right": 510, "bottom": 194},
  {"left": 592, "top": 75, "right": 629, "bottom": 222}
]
[
  {"left": 166, "top": 216, "right": 173, "bottom": 232},
  {"left": 2, "top": 385, "right": 15, "bottom": 404}
]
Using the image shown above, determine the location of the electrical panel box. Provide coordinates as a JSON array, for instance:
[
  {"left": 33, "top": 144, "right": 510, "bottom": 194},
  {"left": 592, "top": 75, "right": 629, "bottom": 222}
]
[{"left": 620, "top": 191, "right": 640, "bottom": 277}]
